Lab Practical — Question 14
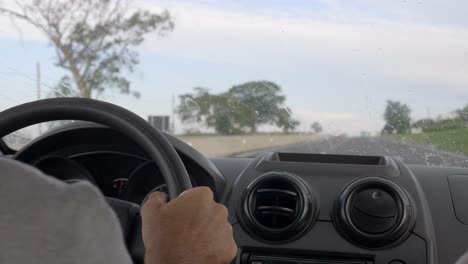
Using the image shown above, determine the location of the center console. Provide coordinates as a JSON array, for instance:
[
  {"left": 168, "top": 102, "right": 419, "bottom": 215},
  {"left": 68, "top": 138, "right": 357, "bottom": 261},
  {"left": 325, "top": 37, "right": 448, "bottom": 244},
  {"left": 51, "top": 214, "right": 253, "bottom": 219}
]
[
  {"left": 227, "top": 152, "right": 435, "bottom": 264},
  {"left": 241, "top": 251, "right": 373, "bottom": 264}
]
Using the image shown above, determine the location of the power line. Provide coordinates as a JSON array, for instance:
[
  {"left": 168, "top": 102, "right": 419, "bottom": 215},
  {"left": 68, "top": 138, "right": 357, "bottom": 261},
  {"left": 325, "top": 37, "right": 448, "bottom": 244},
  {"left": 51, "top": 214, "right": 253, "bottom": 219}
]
[
  {"left": 171, "top": 93, "right": 175, "bottom": 134},
  {"left": 37, "top": 62, "right": 42, "bottom": 134}
]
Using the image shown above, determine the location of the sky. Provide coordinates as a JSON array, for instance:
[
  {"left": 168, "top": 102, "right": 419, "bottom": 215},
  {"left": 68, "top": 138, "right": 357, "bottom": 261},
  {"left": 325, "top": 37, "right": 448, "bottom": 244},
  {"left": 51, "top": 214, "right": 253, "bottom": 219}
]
[{"left": 0, "top": 0, "right": 468, "bottom": 135}]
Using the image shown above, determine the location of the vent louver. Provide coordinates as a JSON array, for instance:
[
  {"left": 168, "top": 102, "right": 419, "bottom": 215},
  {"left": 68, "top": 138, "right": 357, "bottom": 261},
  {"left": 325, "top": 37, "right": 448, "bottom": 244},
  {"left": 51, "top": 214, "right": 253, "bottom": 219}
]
[
  {"left": 333, "top": 177, "right": 415, "bottom": 249},
  {"left": 252, "top": 180, "right": 300, "bottom": 229},
  {"left": 240, "top": 172, "right": 317, "bottom": 243}
]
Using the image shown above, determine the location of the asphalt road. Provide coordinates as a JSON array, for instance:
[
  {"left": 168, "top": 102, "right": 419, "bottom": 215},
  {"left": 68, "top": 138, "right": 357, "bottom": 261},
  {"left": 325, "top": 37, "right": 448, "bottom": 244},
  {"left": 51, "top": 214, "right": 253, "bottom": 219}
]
[{"left": 241, "top": 136, "right": 468, "bottom": 168}]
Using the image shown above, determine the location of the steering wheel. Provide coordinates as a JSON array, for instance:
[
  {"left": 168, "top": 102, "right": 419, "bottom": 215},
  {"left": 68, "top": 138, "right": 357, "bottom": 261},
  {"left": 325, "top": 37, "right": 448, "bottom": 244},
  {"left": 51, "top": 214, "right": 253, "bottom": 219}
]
[{"left": 0, "top": 98, "right": 192, "bottom": 262}]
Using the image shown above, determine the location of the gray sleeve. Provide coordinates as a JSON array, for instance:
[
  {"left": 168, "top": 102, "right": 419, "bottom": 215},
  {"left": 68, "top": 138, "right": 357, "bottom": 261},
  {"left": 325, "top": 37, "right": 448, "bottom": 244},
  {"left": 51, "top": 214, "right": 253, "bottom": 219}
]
[
  {"left": 0, "top": 158, "right": 132, "bottom": 264},
  {"left": 456, "top": 252, "right": 468, "bottom": 264},
  {"left": 58, "top": 181, "right": 134, "bottom": 264}
]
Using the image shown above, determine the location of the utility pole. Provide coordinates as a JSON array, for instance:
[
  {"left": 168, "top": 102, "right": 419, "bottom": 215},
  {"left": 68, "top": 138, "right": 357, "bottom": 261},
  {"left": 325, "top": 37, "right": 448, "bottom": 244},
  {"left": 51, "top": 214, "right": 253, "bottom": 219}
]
[
  {"left": 171, "top": 93, "right": 175, "bottom": 134},
  {"left": 37, "top": 62, "right": 42, "bottom": 135}
]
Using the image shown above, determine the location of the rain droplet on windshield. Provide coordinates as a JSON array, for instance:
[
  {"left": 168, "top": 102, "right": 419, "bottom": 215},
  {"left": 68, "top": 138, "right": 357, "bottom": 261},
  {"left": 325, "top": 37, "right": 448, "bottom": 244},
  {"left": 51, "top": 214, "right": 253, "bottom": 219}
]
[
  {"left": 184, "top": 98, "right": 200, "bottom": 111},
  {"left": 282, "top": 106, "right": 293, "bottom": 117},
  {"left": 255, "top": 110, "right": 262, "bottom": 120}
]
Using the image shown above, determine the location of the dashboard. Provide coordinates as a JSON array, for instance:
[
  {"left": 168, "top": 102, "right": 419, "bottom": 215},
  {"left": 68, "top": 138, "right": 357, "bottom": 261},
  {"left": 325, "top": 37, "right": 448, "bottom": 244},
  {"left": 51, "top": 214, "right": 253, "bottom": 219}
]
[
  {"left": 215, "top": 153, "right": 468, "bottom": 264},
  {"left": 11, "top": 122, "right": 468, "bottom": 264},
  {"left": 13, "top": 123, "right": 223, "bottom": 205},
  {"left": 32, "top": 153, "right": 184, "bottom": 204}
]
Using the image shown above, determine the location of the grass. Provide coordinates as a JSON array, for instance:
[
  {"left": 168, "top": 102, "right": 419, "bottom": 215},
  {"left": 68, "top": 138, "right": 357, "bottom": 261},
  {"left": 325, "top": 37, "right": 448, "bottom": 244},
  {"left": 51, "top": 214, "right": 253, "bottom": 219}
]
[{"left": 398, "top": 128, "right": 468, "bottom": 156}]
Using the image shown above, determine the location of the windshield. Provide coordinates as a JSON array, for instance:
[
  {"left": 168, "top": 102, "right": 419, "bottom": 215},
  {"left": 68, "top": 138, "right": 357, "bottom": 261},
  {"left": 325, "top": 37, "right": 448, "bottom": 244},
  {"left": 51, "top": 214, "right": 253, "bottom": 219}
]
[{"left": 0, "top": 0, "right": 467, "bottom": 167}]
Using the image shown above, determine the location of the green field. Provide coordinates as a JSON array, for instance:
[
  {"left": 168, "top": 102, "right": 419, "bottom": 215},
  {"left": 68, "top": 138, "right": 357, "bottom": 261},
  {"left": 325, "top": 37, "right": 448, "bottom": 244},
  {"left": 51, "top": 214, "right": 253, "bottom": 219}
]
[{"left": 399, "top": 128, "right": 468, "bottom": 156}]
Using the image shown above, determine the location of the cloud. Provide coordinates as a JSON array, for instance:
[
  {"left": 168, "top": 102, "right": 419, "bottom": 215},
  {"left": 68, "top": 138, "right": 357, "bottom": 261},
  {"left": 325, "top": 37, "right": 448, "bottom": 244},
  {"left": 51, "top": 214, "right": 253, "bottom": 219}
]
[
  {"left": 1, "top": 0, "right": 467, "bottom": 135},
  {"left": 133, "top": 0, "right": 468, "bottom": 92},
  {"left": 2, "top": 0, "right": 468, "bottom": 92},
  {"left": 291, "top": 108, "right": 384, "bottom": 135},
  {"left": 294, "top": 108, "right": 357, "bottom": 120}
]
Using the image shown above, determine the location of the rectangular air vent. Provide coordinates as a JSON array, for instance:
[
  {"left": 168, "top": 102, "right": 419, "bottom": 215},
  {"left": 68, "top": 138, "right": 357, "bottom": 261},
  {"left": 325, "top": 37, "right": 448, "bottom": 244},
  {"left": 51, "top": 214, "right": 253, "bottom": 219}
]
[
  {"left": 276, "top": 153, "right": 386, "bottom": 165},
  {"left": 243, "top": 253, "right": 373, "bottom": 264}
]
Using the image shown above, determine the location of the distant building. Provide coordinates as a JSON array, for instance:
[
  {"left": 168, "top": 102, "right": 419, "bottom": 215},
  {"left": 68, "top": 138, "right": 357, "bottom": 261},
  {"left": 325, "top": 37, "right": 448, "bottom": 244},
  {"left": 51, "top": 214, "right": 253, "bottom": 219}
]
[
  {"left": 360, "top": 131, "right": 371, "bottom": 138},
  {"left": 411, "top": 127, "right": 423, "bottom": 134},
  {"left": 148, "top": 115, "right": 170, "bottom": 132}
]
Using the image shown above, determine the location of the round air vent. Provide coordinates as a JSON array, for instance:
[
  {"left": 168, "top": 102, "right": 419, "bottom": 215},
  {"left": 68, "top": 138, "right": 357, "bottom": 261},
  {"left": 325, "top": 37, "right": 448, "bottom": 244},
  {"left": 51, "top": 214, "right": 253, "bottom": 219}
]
[
  {"left": 333, "top": 177, "right": 415, "bottom": 249},
  {"left": 239, "top": 172, "right": 317, "bottom": 243}
]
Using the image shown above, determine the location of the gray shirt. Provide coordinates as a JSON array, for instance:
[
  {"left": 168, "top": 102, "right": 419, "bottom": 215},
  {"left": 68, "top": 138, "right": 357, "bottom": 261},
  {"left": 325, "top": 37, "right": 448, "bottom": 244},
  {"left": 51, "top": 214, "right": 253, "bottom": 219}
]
[{"left": 0, "top": 157, "right": 132, "bottom": 263}]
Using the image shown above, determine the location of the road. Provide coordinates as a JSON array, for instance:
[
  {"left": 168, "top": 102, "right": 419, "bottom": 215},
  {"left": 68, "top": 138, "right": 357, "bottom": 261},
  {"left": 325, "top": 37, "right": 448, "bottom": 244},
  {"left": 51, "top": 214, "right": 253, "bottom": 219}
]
[{"left": 240, "top": 136, "right": 468, "bottom": 168}]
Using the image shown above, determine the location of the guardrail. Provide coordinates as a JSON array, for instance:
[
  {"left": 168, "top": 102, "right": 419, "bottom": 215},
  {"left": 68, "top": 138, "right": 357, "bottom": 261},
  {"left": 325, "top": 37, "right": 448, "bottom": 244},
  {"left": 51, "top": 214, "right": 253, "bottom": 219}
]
[{"left": 177, "top": 134, "right": 322, "bottom": 157}]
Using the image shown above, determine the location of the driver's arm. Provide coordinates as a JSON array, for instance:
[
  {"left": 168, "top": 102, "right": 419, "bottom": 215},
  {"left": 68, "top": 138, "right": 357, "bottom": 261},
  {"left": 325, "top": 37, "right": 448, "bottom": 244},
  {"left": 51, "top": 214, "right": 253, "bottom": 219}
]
[
  {"left": 0, "top": 158, "right": 132, "bottom": 264},
  {"left": 457, "top": 253, "right": 468, "bottom": 264},
  {"left": 0, "top": 157, "right": 236, "bottom": 264}
]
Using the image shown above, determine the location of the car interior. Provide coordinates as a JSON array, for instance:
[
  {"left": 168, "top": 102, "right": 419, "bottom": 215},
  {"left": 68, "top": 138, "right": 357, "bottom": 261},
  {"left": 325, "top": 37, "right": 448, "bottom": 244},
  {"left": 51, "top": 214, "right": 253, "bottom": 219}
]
[{"left": 0, "top": 98, "right": 467, "bottom": 264}]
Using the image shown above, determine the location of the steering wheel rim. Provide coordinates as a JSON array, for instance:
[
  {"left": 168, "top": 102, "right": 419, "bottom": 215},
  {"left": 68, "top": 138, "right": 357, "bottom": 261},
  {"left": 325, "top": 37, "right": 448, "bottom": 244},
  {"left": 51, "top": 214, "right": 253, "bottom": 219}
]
[{"left": 0, "top": 97, "right": 192, "bottom": 199}]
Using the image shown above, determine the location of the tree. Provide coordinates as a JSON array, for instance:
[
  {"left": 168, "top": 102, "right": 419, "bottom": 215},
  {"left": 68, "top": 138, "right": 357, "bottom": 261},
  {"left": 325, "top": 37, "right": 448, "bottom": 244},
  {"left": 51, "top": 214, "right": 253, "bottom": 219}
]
[
  {"left": 276, "top": 107, "right": 300, "bottom": 133},
  {"left": 412, "top": 118, "right": 436, "bottom": 132},
  {"left": 0, "top": 0, "right": 174, "bottom": 98},
  {"left": 49, "top": 76, "right": 80, "bottom": 97},
  {"left": 383, "top": 100, "right": 411, "bottom": 134},
  {"left": 227, "top": 81, "right": 286, "bottom": 133},
  {"left": 310, "top": 122, "right": 323, "bottom": 134},
  {"left": 381, "top": 123, "right": 394, "bottom": 134},
  {"left": 413, "top": 117, "right": 464, "bottom": 132},
  {"left": 177, "top": 81, "right": 298, "bottom": 134},
  {"left": 456, "top": 104, "right": 468, "bottom": 123},
  {"left": 411, "top": 104, "right": 468, "bottom": 134},
  {"left": 178, "top": 87, "right": 240, "bottom": 134}
]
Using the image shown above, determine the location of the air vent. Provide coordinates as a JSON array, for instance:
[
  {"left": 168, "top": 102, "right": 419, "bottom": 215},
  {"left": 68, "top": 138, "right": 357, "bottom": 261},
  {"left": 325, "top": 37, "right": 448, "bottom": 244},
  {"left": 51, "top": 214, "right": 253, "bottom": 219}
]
[
  {"left": 333, "top": 177, "right": 415, "bottom": 249},
  {"left": 240, "top": 172, "right": 317, "bottom": 243},
  {"left": 253, "top": 179, "right": 300, "bottom": 229}
]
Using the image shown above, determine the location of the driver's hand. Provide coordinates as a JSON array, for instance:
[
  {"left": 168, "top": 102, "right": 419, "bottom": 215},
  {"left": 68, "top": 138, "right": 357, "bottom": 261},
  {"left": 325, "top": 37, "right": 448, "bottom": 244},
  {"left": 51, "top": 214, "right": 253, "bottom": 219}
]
[{"left": 141, "top": 187, "right": 237, "bottom": 264}]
